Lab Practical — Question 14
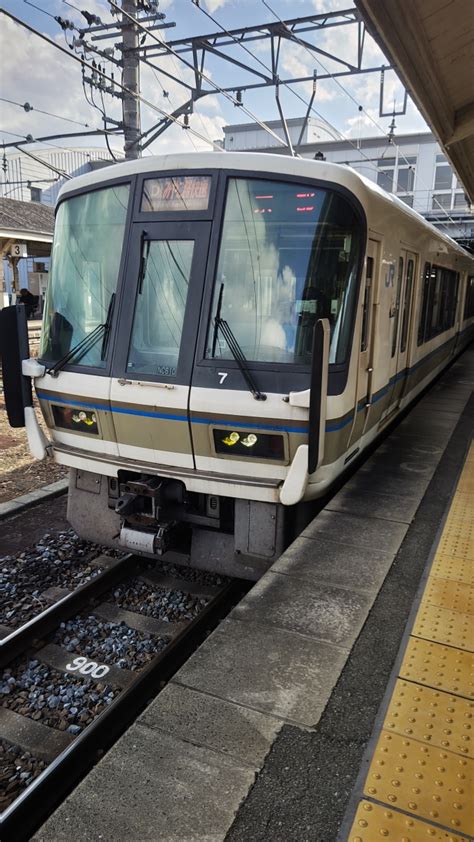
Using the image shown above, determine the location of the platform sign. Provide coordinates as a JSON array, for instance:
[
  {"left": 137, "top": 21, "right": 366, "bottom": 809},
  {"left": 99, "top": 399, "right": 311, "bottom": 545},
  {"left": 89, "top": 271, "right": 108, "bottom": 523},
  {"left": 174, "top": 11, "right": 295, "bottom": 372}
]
[{"left": 9, "top": 243, "right": 28, "bottom": 258}]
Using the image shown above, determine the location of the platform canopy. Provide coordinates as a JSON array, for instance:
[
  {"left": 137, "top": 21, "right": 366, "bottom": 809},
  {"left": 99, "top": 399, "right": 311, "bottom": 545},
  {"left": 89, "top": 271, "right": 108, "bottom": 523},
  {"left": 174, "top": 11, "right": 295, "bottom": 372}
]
[{"left": 355, "top": 0, "right": 474, "bottom": 203}]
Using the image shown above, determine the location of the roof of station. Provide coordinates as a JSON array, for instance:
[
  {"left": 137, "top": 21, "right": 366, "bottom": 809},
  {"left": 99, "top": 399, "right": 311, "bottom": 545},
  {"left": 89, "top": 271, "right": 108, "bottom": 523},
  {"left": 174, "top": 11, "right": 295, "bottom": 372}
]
[
  {"left": 355, "top": 0, "right": 474, "bottom": 202},
  {"left": 0, "top": 197, "right": 54, "bottom": 258}
]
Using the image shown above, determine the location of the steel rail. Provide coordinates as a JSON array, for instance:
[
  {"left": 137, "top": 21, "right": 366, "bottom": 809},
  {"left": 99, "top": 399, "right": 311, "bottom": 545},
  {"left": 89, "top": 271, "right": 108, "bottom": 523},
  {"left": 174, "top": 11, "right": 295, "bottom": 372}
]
[
  {"left": 0, "top": 578, "right": 245, "bottom": 842},
  {"left": 0, "top": 554, "right": 141, "bottom": 667}
]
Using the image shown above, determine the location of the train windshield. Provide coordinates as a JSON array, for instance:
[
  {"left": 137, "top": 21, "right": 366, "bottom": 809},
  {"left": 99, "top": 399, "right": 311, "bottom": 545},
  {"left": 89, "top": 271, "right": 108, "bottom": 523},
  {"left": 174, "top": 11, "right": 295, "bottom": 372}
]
[
  {"left": 40, "top": 184, "right": 130, "bottom": 366},
  {"left": 206, "top": 177, "right": 361, "bottom": 366}
]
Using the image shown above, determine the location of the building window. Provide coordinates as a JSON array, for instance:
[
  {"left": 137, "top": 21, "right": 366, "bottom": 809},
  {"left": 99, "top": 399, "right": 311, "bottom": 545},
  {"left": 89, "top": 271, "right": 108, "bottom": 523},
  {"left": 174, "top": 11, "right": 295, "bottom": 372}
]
[
  {"left": 376, "top": 158, "right": 395, "bottom": 191},
  {"left": 431, "top": 156, "right": 465, "bottom": 210},
  {"left": 434, "top": 165, "right": 452, "bottom": 190},
  {"left": 453, "top": 192, "right": 469, "bottom": 209},
  {"left": 396, "top": 156, "right": 416, "bottom": 194},
  {"left": 432, "top": 193, "right": 452, "bottom": 210}
]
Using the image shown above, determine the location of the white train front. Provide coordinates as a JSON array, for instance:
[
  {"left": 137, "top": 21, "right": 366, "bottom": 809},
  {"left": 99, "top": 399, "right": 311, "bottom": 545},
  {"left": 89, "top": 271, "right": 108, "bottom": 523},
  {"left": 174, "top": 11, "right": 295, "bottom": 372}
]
[{"left": 4, "top": 152, "right": 474, "bottom": 579}]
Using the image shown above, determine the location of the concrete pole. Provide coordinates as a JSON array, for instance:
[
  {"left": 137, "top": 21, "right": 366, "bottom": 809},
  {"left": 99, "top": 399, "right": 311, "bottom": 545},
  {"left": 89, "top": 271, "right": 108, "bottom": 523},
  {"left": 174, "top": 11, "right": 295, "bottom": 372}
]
[{"left": 122, "top": 0, "right": 141, "bottom": 160}]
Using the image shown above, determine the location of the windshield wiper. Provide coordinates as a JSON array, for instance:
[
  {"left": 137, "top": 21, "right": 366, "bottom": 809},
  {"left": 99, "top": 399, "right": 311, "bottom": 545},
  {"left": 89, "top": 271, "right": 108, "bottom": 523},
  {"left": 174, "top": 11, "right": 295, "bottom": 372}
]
[
  {"left": 100, "top": 293, "right": 116, "bottom": 360},
  {"left": 212, "top": 286, "right": 266, "bottom": 401},
  {"left": 46, "top": 294, "right": 116, "bottom": 377}
]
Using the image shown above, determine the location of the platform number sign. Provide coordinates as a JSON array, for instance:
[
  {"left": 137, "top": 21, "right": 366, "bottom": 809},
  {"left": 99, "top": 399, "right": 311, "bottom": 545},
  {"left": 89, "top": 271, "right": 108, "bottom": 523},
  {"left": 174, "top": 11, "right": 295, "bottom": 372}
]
[{"left": 10, "top": 242, "right": 27, "bottom": 258}]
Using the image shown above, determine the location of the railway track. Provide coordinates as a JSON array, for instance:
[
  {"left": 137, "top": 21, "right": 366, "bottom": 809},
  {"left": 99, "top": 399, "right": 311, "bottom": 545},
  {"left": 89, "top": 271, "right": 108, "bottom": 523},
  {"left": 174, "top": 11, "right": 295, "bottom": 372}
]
[{"left": 0, "top": 553, "right": 245, "bottom": 841}]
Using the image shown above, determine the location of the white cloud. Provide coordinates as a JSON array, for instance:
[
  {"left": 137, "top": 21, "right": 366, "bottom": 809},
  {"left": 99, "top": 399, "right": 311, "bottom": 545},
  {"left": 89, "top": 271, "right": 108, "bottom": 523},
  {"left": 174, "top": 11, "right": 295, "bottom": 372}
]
[
  {"left": 312, "top": 0, "right": 353, "bottom": 11},
  {"left": 0, "top": 6, "right": 227, "bottom": 158},
  {"left": 202, "top": 0, "right": 231, "bottom": 12},
  {"left": 0, "top": 15, "right": 116, "bottom": 142}
]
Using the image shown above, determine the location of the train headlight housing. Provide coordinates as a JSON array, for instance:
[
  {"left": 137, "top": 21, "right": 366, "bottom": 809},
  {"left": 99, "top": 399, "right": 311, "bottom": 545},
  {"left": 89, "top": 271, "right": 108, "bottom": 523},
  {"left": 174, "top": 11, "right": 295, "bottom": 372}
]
[
  {"left": 52, "top": 405, "right": 99, "bottom": 435},
  {"left": 213, "top": 429, "right": 285, "bottom": 460}
]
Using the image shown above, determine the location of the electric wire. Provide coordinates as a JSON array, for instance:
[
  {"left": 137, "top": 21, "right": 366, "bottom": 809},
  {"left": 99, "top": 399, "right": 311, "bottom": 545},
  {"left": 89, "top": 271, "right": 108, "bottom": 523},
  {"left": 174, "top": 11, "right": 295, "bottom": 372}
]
[
  {"left": 0, "top": 97, "right": 92, "bottom": 129},
  {"left": 197, "top": 0, "right": 463, "bottom": 235},
  {"left": 1, "top": 8, "right": 224, "bottom": 152},
  {"left": 189, "top": 0, "right": 413, "bottom": 188},
  {"left": 109, "top": 0, "right": 290, "bottom": 152},
  {"left": 261, "top": 0, "right": 464, "bottom": 232}
]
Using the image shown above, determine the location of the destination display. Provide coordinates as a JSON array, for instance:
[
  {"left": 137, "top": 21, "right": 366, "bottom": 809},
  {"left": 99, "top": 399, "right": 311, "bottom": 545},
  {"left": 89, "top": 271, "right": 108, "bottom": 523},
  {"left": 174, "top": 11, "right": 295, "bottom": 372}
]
[{"left": 141, "top": 175, "right": 211, "bottom": 211}]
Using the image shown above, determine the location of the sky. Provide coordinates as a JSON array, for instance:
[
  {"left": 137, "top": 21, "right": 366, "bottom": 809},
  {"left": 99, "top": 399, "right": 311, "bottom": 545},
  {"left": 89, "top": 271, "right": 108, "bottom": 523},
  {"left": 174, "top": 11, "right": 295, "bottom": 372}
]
[{"left": 0, "top": 0, "right": 430, "bottom": 160}]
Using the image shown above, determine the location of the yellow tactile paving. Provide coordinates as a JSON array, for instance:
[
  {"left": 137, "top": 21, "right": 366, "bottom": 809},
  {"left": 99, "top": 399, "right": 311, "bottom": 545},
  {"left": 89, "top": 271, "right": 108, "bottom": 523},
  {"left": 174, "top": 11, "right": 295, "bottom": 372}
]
[
  {"left": 420, "top": 578, "right": 474, "bottom": 615},
  {"left": 347, "top": 444, "right": 474, "bottom": 841},
  {"left": 362, "top": 731, "right": 472, "bottom": 834},
  {"left": 455, "top": 475, "right": 474, "bottom": 494},
  {"left": 383, "top": 680, "right": 473, "bottom": 757},
  {"left": 429, "top": 555, "right": 473, "bottom": 586},
  {"left": 444, "top": 495, "right": 474, "bottom": 525},
  {"left": 435, "top": 528, "right": 474, "bottom": 563},
  {"left": 400, "top": 638, "right": 474, "bottom": 699},
  {"left": 412, "top": 604, "right": 473, "bottom": 652},
  {"left": 348, "top": 799, "right": 466, "bottom": 841}
]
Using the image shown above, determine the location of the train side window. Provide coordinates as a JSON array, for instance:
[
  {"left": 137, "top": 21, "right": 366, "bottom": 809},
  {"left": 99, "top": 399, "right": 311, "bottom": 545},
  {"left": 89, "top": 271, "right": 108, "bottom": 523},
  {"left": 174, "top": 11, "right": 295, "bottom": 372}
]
[
  {"left": 391, "top": 256, "right": 403, "bottom": 357},
  {"left": 400, "top": 258, "right": 414, "bottom": 352},
  {"left": 465, "top": 275, "right": 474, "bottom": 319},
  {"left": 418, "top": 263, "right": 459, "bottom": 345},
  {"left": 361, "top": 256, "right": 373, "bottom": 352}
]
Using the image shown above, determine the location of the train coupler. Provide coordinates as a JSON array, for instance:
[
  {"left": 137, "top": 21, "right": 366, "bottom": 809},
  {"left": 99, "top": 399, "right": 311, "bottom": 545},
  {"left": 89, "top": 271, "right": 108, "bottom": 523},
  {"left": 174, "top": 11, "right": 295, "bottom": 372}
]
[{"left": 119, "top": 522, "right": 178, "bottom": 557}]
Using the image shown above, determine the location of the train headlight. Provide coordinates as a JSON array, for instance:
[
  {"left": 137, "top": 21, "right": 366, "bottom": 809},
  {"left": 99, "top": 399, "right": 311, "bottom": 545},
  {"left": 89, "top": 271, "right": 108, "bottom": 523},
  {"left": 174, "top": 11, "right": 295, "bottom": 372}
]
[
  {"left": 213, "top": 429, "right": 285, "bottom": 460},
  {"left": 222, "top": 431, "right": 240, "bottom": 446}
]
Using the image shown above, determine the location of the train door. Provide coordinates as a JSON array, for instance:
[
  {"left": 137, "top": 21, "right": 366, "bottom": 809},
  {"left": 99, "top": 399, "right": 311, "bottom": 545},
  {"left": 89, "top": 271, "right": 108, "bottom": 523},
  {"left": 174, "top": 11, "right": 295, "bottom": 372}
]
[
  {"left": 394, "top": 251, "right": 417, "bottom": 405},
  {"left": 348, "top": 238, "right": 379, "bottom": 446},
  {"left": 382, "top": 249, "right": 417, "bottom": 416},
  {"left": 110, "top": 221, "right": 211, "bottom": 469}
]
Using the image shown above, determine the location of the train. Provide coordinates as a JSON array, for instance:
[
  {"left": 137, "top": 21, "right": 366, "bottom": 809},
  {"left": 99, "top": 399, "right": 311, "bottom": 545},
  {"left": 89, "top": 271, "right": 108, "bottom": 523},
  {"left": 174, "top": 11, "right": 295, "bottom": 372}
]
[{"left": 2, "top": 151, "right": 473, "bottom": 579}]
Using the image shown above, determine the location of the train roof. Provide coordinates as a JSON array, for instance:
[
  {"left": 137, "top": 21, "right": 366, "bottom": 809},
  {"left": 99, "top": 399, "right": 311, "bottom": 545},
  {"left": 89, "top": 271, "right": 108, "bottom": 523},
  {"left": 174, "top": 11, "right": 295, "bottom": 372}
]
[{"left": 58, "top": 151, "right": 471, "bottom": 259}]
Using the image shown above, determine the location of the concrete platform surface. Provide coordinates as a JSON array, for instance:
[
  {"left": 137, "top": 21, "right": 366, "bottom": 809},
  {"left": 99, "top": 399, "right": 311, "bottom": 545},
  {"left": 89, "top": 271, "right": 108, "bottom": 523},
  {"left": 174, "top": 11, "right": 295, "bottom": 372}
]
[{"left": 35, "top": 348, "right": 474, "bottom": 842}]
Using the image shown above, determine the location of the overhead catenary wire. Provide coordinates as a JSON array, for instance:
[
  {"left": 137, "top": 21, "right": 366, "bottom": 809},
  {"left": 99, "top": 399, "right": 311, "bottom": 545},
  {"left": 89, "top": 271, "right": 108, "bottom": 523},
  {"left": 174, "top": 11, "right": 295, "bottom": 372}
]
[
  {"left": 260, "top": 0, "right": 463, "bottom": 232},
  {"left": 0, "top": 97, "right": 93, "bottom": 129},
  {"left": 189, "top": 1, "right": 416, "bottom": 186},
  {"left": 109, "top": 0, "right": 291, "bottom": 152},
  {"left": 1, "top": 8, "right": 225, "bottom": 153}
]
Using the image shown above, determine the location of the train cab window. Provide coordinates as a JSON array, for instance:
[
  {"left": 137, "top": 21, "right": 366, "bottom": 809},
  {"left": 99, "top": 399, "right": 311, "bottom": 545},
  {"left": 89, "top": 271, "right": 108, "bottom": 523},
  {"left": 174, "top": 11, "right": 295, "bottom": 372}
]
[
  {"left": 400, "top": 258, "right": 414, "bottom": 352},
  {"left": 205, "top": 177, "right": 362, "bottom": 366},
  {"left": 40, "top": 184, "right": 130, "bottom": 367},
  {"left": 360, "top": 256, "right": 373, "bottom": 352},
  {"left": 391, "top": 257, "right": 404, "bottom": 357},
  {"left": 127, "top": 240, "right": 194, "bottom": 376}
]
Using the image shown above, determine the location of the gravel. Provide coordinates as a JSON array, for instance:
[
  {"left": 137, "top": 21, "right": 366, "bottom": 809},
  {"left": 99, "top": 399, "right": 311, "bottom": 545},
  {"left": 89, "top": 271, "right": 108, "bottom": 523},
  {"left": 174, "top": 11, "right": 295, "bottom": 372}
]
[
  {"left": 154, "top": 559, "right": 229, "bottom": 588},
  {"left": 53, "top": 615, "right": 169, "bottom": 671},
  {"left": 112, "top": 578, "right": 208, "bottom": 623},
  {"left": 1, "top": 661, "right": 119, "bottom": 734},
  {"left": 0, "top": 739, "right": 48, "bottom": 812},
  {"left": 0, "top": 529, "right": 123, "bottom": 630}
]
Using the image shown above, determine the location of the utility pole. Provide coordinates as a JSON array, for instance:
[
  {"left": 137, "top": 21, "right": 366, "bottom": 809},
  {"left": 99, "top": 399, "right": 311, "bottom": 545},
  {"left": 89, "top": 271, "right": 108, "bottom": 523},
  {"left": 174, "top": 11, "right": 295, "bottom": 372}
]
[
  {"left": 122, "top": 0, "right": 141, "bottom": 159},
  {"left": 70, "top": 1, "right": 173, "bottom": 160}
]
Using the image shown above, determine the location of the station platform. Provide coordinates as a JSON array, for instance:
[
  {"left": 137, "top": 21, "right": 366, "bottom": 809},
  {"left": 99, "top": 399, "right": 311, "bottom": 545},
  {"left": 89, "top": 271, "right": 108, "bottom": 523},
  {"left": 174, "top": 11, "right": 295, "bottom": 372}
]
[{"left": 35, "top": 347, "right": 473, "bottom": 842}]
